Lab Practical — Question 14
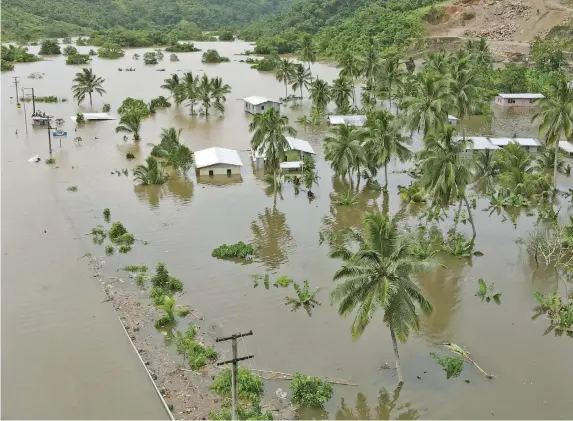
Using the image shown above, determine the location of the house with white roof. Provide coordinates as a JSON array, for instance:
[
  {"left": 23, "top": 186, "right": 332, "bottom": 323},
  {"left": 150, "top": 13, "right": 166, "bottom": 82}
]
[
  {"left": 447, "top": 115, "right": 458, "bottom": 125},
  {"left": 462, "top": 136, "right": 541, "bottom": 154},
  {"left": 559, "top": 141, "right": 573, "bottom": 157},
  {"left": 69, "top": 112, "right": 116, "bottom": 122},
  {"left": 327, "top": 115, "right": 367, "bottom": 126},
  {"left": 243, "top": 96, "right": 281, "bottom": 115},
  {"left": 194, "top": 147, "right": 243, "bottom": 177},
  {"left": 494, "top": 93, "right": 544, "bottom": 108},
  {"left": 252, "top": 136, "right": 315, "bottom": 171}
]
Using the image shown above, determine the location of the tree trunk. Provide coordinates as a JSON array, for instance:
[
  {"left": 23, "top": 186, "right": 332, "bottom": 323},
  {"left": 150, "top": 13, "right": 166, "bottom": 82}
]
[
  {"left": 390, "top": 328, "right": 404, "bottom": 385},
  {"left": 553, "top": 142, "right": 559, "bottom": 192},
  {"left": 300, "top": 86, "right": 303, "bottom": 100},
  {"left": 284, "top": 81, "right": 288, "bottom": 98},
  {"left": 356, "top": 164, "right": 361, "bottom": 191},
  {"left": 453, "top": 199, "right": 463, "bottom": 231},
  {"left": 273, "top": 169, "right": 278, "bottom": 207},
  {"left": 384, "top": 164, "right": 389, "bottom": 190},
  {"left": 463, "top": 195, "right": 477, "bottom": 243},
  {"left": 89, "top": 92, "right": 93, "bottom": 105}
]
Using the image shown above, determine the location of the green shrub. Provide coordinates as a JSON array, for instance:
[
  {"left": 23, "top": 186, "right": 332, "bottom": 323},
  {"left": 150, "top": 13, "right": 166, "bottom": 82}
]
[
  {"left": 62, "top": 45, "right": 78, "bottom": 56},
  {"left": 39, "top": 39, "right": 61, "bottom": 55},
  {"left": 274, "top": 276, "right": 293, "bottom": 287},
  {"left": 118, "top": 244, "right": 132, "bottom": 253},
  {"left": 202, "top": 49, "right": 230, "bottom": 63},
  {"left": 430, "top": 352, "right": 464, "bottom": 379},
  {"left": 212, "top": 241, "right": 254, "bottom": 259},
  {"left": 76, "top": 113, "right": 85, "bottom": 123},
  {"left": 66, "top": 54, "right": 91, "bottom": 65},
  {"left": 209, "top": 402, "right": 273, "bottom": 420},
  {"left": 66, "top": 185, "right": 78, "bottom": 192},
  {"left": 102, "top": 103, "right": 111, "bottom": 112},
  {"left": 211, "top": 367, "right": 264, "bottom": 403},
  {"left": 218, "top": 30, "right": 235, "bottom": 41},
  {"left": 105, "top": 245, "right": 114, "bottom": 255},
  {"left": 175, "top": 325, "right": 218, "bottom": 370},
  {"left": 97, "top": 43, "right": 124, "bottom": 59},
  {"left": 126, "top": 152, "right": 135, "bottom": 159},
  {"left": 103, "top": 208, "right": 111, "bottom": 220},
  {"left": 165, "top": 43, "right": 200, "bottom": 53},
  {"left": 123, "top": 265, "right": 148, "bottom": 273},
  {"left": 289, "top": 373, "right": 333, "bottom": 407},
  {"left": 45, "top": 157, "right": 56, "bottom": 165},
  {"left": 149, "top": 262, "right": 184, "bottom": 304}
]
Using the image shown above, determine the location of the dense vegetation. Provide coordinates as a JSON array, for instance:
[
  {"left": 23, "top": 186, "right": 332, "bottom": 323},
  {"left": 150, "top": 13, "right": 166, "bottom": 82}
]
[{"left": 1, "top": 0, "right": 295, "bottom": 41}]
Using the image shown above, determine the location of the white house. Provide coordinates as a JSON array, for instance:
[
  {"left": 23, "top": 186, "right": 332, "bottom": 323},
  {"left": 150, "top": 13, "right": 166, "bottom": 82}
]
[
  {"left": 243, "top": 96, "right": 281, "bottom": 115},
  {"left": 559, "top": 141, "right": 573, "bottom": 157},
  {"left": 69, "top": 112, "right": 116, "bottom": 122},
  {"left": 327, "top": 115, "right": 367, "bottom": 126},
  {"left": 463, "top": 137, "right": 502, "bottom": 154},
  {"left": 252, "top": 136, "right": 315, "bottom": 170},
  {"left": 461, "top": 136, "right": 540, "bottom": 154},
  {"left": 494, "top": 93, "right": 544, "bottom": 108},
  {"left": 447, "top": 115, "right": 458, "bottom": 125},
  {"left": 194, "top": 147, "right": 243, "bottom": 176}
]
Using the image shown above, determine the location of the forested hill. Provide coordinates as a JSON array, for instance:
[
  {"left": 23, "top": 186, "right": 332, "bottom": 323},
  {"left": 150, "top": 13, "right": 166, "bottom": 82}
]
[
  {"left": 242, "top": 0, "right": 442, "bottom": 57},
  {"left": 1, "top": 0, "right": 295, "bottom": 40}
]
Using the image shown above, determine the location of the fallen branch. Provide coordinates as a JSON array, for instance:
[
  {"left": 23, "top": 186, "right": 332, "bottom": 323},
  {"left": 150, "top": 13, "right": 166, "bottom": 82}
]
[
  {"left": 250, "top": 369, "right": 358, "bottom": 386},
  {"left": 441, "top": 343, "right": 495, "bottom": 379}
]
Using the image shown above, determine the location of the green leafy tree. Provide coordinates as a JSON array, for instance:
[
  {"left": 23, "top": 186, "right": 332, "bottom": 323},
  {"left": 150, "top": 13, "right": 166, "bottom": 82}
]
[
  {"left": 425, "top": 50, "right": 451, "bottom": 75},
  {"left": 181, "top": 71, "right": 199, "bottom": 114},
  {"left": 530, "top": 36, "right": 565, "bottom": 73},
  {"left": 118, "top": 97, "right": 150, "bottom": 117},
  {"left": 211, "top": 76, "right": 232, "bottom": 109},
  {"left": 161, "top": 73, "right": 184, "bottom": 102},
  {"left": 331, "top": 77, "right": 353, "bottom": 110},
  {"left": 378, "top": 55, "right": 406, "bottom": 113},
  {"left": 201, "top": 49, "right": 229, "bottom": 63},
  {"left": 309, "top": 78, "right": 331, "bottom": 113},
  {"left": 39, "top": 39, "right": 61, "bottom": 55},
  {"left": 289, "top": 373, "right": 333, "bottom": 407},
  {"left": 151, "top": 127, "right": 194, "bottom": 176},
  {"left": 299, "top": 34, "right": 316, "bottom": 75},
  {"left": 275, "top": 58, "right": 295, "bottom": 98},
  {"left": 449, "top": 52, "right": 483, "bottom": 139},
  {"left": 66, "top": 54, "right": 91, "bottom": 65},
  {"left": 115, "top": 112, "right": 143, "bottom": 141},
  {"left": 134, "top": 156, "right": 167, "bottom": 185},
  {"left": 337, "top": 50, "right": 362, "bottom": 107},
  {"left": 324, "top": 124, "right": 364, "bottom": 185},
  {"left": 359, "top": 39, "right": 382, "bottom": 104},
  {"left": 291, "top": 64, "right": 312, "bottom": 99},
  {"left": 62, "top": 45, "right": 78, "bottom": 56},
  {"left": 324, "top": 212, "right": 433, "bottom": 385},
  {"left": 97, "top": 43, "right": 124, "bottom": 59},
  {"left": 71, "top": 68, "right": 106, "bottom": 105}
]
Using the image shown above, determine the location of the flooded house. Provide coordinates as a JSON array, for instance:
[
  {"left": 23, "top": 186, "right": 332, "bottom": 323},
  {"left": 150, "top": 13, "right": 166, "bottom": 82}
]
[
  {"left": 243, "top": 96, "right": 281, "bottom": 115},
  {"left": 194, "top": 147, "right": 243, "bottom": 177},
  {"left": 494, "top": 93, "right": 544, "bottom": 108},
  {"left": 69, "top": 112, "right": 116, "bottom": 122},
  {"left": 327, "top": 115, "right": 367, "bottom": 126},
  {"left": 462, "top": 136, "right": 541, "bottom": 154},
  {"left": 252, "top": 136, "right": 315, "bottom": 172},
  {"left": 447, "top": 115, "right": 458, "bottom": 125},
  {"left": 559, "top": 141, "right": 573, "bottom": 157}
]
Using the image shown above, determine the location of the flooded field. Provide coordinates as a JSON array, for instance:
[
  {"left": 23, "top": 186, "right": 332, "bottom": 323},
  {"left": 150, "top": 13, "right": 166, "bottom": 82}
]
[{"left": 2, "top": 40, "right": 573, "bottom": 419}]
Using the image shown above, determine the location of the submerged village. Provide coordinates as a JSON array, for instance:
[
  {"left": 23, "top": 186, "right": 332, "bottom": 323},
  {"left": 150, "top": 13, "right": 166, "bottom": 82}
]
[{"left": 3, "top": 23, "right": 573, "bottom": 421}]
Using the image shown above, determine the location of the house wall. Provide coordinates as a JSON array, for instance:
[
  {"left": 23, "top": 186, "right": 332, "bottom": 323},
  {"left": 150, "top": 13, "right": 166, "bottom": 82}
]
[
  {"left": 244, "top": 101, "right": 280, "bottom": 115},
  {"left": 495, "top": 96, "right": 537, "bottom": 107},
  {"left": 198, "top": 164, "right": 241, "bottom": 176}
]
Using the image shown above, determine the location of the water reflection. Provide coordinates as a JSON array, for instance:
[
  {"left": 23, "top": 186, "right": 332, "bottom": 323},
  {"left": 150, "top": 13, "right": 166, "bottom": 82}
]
[
  {"left": 196, "top": 174, "right": 243, "bottom": 186},
  {"left": 134, "top": 176, "right": 194, "bottom": 208},
  {"left": 250, "top": 207, "right": 294, "bottom": 269},
  {"left": 335, "top": 387, "right": 419, "bottom": 420}
]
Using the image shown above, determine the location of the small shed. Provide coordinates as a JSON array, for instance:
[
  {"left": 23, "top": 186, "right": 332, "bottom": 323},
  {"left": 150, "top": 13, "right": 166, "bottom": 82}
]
[
  {"left": 447, "top": 115, "right": 458, "bottom": 125},
  {"left": 243, "top": 96, "right": 281, "bottom": 115},
  {"left": 195, "top": 147, "right": 243, "bottom": 176},
  {"left": 488, "top": 137, "right": 541, "bottom": 153},
  {"left": 252, "top": 136, "right": 315, "bottom": 170},
  {"left": 494, "top": 93, "right": 544, "bottom": 107},
  {"left": 559, "top": 141, "right": 573, "bottom": 157},
  {"left": 327, "top": 115, "right": 367, "bottom": 126},
  {"left": 69, "top": 113, "right": 116, "bottom": 122}
]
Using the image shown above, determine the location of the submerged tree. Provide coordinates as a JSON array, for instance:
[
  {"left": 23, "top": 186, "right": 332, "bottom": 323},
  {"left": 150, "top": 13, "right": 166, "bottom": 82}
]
[
  {"left": 309, "top": 78, "right": 331, "bottom": 114},
  {"left": 337, "top": 50, "right": 362, "bottom": 108},
  {"left": 151, "top": 127, "right": 194, "bottom": 176},
  {"left": 134, "top": 156, "right": 167, "bottom": 185},
  {"left": 323, "top": 212, "right": 433, "bottom": 385},
  {"left": 71, "top": 68, "right": 106, "bottom": 105},
  {"left": 299, "top": 34, "right": 316, "bottom": 75},
  {"left": 115, "top": 112, "right": 143, "bottom": 141},
  {"left": 291, "top": 64, "right": 312, "bottom": 99},
  {"left": 324, "top": 124, "right": 364, "bottom": 185},
  {"left": 275, "top": 58, "right": 295, "bottom": 98}
]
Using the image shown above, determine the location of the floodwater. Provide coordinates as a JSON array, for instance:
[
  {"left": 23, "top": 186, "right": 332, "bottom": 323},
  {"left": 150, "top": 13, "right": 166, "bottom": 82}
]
[{"left": 2, "top": 40, "right": 573, "bottom": 419}]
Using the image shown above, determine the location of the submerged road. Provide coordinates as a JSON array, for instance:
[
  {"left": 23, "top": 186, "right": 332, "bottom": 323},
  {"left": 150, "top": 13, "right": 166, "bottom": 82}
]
[{"left": 1, "top": 108, "right": 168, "bottom": 419}]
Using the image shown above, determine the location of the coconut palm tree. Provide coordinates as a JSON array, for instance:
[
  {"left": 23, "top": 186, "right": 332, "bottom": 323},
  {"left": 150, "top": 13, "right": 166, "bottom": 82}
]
[
  {"left": 196, "top": 74, "right": 222, "bottom": 116},
  {"left": 210, "top": 76, "right": 232, "bottom": 110},
  {"left": 324, "top": 124, "right": 364, "bottom": 186},
  {"left": 324, "top": 211, "right": 433, "bottom": 385},
  {"left": 473, "top": 149, "right": 500, "bottom": 194},
  {"left": 299, "top": 34, "right": 316, "bottom": 75},
  {"left": 424, "top": 50, "right": 452, "bottom": 75},
  {"left": 337, "top": 51, "right": 362, "bottom": 107},
  {"left": 151, "top": 127, "right": 194, "bottom": 176},
  {"left": 331, "top": 77, "right": 353, "bottom": 110},
  {"left": 275, "top": 58, "right": 295, "bottom": 98},
  {"left": 115, "top": 112, "right": 143, "bottom": 141},
  {"left": 449, "top": 51, "right": 483, "bottom": 139},
  {"left": 249, "top": 108, "right": 296, "bottom": 198},
  {"left": 378, "top": 55, "right": 406, "bottom": 113},
  {"left": 291, "top": 64, "right": 312, "bottom": 99},
  {"left": 418, "top": 125, "right": 476, "bottom": 242},
  {"left": 181, "top": 71, "right": 199, "bottom": 114},
  {"left": 71, "top": 68, "right": 106, "bottom": 105},
  {"left": 359, "top": 39, "right": 382, "bottom": 104},
  {"left": 532, "top": 77, "right": 573, "bottom": 190},
  {"left": 309, "top": 78, "right": 331, "bottom": 113},
  {"left": 161, "top": 74, "right": 181, "bottom": 100},
  {"left": 134, "top": 156, "right": 167, "bottom": 185},
  {"left": 361, "top": 109, "right": 411, "bottom": 190},
  {"left": 468, "top": 38, "right": 492, "bottom": 68},
  {"left": 403, "top": 72, "right": 453, "bottom": 139}
]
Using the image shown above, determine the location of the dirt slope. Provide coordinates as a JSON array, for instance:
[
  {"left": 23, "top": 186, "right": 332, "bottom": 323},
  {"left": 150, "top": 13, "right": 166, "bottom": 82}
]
[{"left": 424, "top": 0, "right": 572, "bottom": 56}]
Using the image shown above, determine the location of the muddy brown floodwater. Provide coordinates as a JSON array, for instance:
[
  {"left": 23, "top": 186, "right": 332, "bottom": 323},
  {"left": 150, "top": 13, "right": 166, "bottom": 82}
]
[{"left": 2, "top": 40, "right": 573, "bottom": 419}]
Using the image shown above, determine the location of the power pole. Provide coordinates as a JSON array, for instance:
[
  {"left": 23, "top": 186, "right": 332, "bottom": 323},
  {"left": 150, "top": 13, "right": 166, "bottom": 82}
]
[
  {"left": 21, "top": 88, "right": 28, "bottom": 135},
  {"left": 22, "top": 87, "right": 36, "bottom": 114},
  {"left": 45, "top": 118, "right": 53, "bottom": 155},
  {"left": 13, "top": 77, "right": 20, "bottom": 107},
  {"left": 215, "top": 331, "right": 254, "bottom": 421}
]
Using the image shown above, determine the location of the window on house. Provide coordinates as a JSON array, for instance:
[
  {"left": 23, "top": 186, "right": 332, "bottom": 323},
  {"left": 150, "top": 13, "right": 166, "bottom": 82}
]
[
  {"left": 261, "top": 105, "right": 265, "bottom": 110},
  {"left": 209, "top": 170, "right": 214, "bottom": 176},
  {"left": 507, "top": 99, "right": 516, "bottom": 104},
  {"left": 227, "top": 169, "right": 232, "bottom": 176}
]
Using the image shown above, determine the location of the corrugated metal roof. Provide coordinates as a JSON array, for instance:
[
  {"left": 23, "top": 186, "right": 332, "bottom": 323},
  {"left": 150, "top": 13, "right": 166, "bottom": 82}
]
[
  {"left": 464, "top": 137, "right": 501, "bottom": 150},
  {"left": 280, "top": 161, "right": 302, "bottom": 169},
  {"left": 194, "top": 147, "right": 243, "bottom": 168},
  {"left": 69, "top": 113, "right": 116, "bottom": 122},
  {"left": 327, "top": 115, "right": 367, "bottom": 126},
  {"left": 252, "top": 137, "right": 315, "bottom": 159},
  {"left": 489, "top": 137, "right": 540, "bottom": 147},
  {"left": 497, "top": 93, "right": 545, "bottom": 99},
  {"left": 243, "top": 96, "right": 279, "bottom": 105},
  {"left": 559, "top": 141, "right": 573, "bottom": 154}
]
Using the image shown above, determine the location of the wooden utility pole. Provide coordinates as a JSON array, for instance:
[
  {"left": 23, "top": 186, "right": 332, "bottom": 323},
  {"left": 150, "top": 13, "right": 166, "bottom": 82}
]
[
  {"left": 21, "top": 88, "right": 28, "bottom": 135},
  {"left": 12, "top": 77, "right": 20, "bottom": 107},
  {"left": 215, "top": 330, "right": 254, "bottom": 421},
  {"left": 45, "top": 118, "right": 53, "bottom": 154}
]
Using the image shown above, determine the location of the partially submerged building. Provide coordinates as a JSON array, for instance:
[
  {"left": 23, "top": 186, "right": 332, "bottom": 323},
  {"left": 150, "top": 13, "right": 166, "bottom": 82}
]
[
  {"left": 327, "top": 115, "right": 367, "bottom": 126},
  {"left": 462, "top": 136, "right": 541, "bottom": 154},
  {"left": 559, "top": 141, "right": 573, "bottom": 157},
  {"left": 69, "top": 113, "right": 116, "bottom": 122},
  {"left": 494, "top": 93, "right": 544, "bottom": 108},
  {"left": 243, "top": 96, "right": 281, "bottom": 115},
  {"left": 194, "top": 147, "right": 243, "bottom": 177},
  {"left": 252, "top": 136, "right": 316, "bottom": 171},
  {"left": 447, "top": 115, "right": 458, "bottom": 125}
]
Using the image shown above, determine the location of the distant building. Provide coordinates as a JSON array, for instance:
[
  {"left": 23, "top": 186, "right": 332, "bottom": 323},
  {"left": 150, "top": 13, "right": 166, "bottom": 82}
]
[
  {"left": 559, "top": 141, "right": 573, "bottom": 157},
  {"left": 494, "top": 93, "right": 544, "bottom": 108},
  {"left": 252, "top": 136, "right": 316, "bottom": 171},
  {"left": 327, "top": 115, "right": 367, "bottom": 126},
  {"left": 462, "top": 136, "right": 541, "bottom": 154},
  {"left": 243, "top": 96, "right": 281, "bottom": 115},
  {"left": 194, "top": 147, "right": 243, "bottom": 177},
  {"left": 69, "top": 112, "right": 116, "bottom": 122}
]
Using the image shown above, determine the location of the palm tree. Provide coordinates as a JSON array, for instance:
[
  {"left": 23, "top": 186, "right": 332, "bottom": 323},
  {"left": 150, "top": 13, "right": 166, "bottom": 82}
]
[
  {"left": 181, "top": 71, "right": 199, "bottom": 114},
  {"left": 71, "top": 68, "right": 106, "bottom": 105},
  {"left": 532, "top": 77, "right": 573, "bottom": 190},
  {"left": 251, "top": 207, "right": 293, "bottom": 269},
  {"left": 161, "top": 74, "right": 182, "bottom": 101},
  {"left": 378, "top": 55, "right": 406, "bottom": 113},
  {"left": 468, "top": 38, "right": 492, "bottom": 68},
  {"left": 419, "top": 125, "right": 476, "bottom": 242},
  {"left": 249, "top": 108, "right": 296, "bottom": 199},
  {"left": 151, "top": 127, "right": 194, "bottom": 176},
  {"left": 324, "top": 124, "right": 364, "bottom": 185},
  {"left": 299, "top": 34, "right": 316, "bottom": 75},
  {"left": 115, "top": 112, "right": 143, "bottom": 141},
  {"left": 196, "top": 74, "right": 221, "bottom": 116},
  {"left": 134, "top": 156, "right": 167, "bottom": 185},
  {"left": 331, "top": 77, "right": 353, "bottom": 110},
  {"left": 210, "top": 76, "right": 231, "bottom": 110},
  {"left": 338, "top": 51, "right": 362, "bottom": 107},
  {"left": 403, "top": 72, "right": 453, "bottom": 139},
  {"left": 325, "top": 212, "right": 433, "bottom": 385},
  {"left": 473, "top": 149, "right": 500, "bottom": 194},
  {"left": 449, "top": 51, "right": 483, "bottom": 139},
  {"left": 291, "top": 64, "right": 312, "bottom": 99},
  {"left": 275, "top": 59, "right": 295, "bottom": 98},
  {"left": 359, "top": 39, "right": 382, "bottom": 104},
  {"left": 424, "top": 50, "right": 452, "bottom": 75},
  {"left": 309, "top": 78, "right": 331, "bottom": 113},
  {"left": 361, "top": 110, "right": 411, "bottom": 190}
]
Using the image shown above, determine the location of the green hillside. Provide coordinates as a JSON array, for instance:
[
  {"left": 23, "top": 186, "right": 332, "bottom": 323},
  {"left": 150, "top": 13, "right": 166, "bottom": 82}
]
[{"left": 1, "top": 0, "right": 295, "bottom": 40}]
